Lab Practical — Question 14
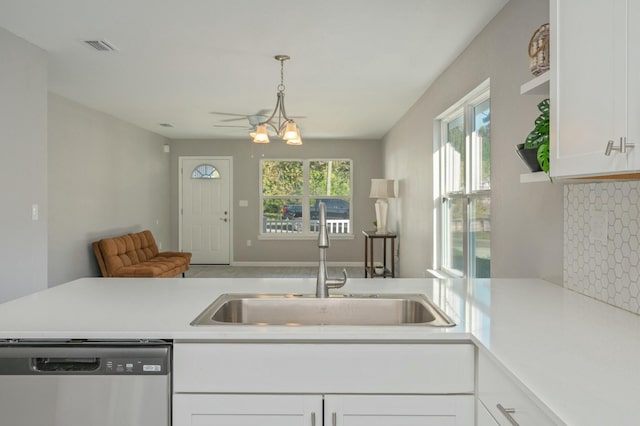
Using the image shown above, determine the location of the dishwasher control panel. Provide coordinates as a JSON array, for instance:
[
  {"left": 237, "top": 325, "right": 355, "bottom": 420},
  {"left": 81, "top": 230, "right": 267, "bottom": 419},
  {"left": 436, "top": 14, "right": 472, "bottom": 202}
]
[
  {"left": 0, "top": 343, "right": 171, "bottom": 376},
  {"left": 104, "top": 357, "right": 166, "bottom": 375}
]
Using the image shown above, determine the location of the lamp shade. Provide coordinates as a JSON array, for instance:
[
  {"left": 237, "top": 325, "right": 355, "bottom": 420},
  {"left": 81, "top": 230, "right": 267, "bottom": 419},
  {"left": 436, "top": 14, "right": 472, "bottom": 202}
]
[
  {"left": 283, "top": 121, "right": 298, "bottom": 140},
  {"left": 369, "top": 179, "right": 396, "bottom": 199},
  {"left": 252, "top": 124, "right": 270, "bottom": 143}
]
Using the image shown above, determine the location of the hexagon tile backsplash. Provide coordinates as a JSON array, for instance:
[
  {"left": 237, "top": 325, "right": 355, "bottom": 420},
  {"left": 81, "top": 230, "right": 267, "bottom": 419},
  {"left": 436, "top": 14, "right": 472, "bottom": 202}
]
[{"left": 565, "top": 182, "right": 640, "bottom": 314}]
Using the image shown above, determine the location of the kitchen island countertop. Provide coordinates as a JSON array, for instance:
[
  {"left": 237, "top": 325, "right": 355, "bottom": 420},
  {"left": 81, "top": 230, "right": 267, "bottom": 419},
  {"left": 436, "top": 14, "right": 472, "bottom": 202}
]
[{"left": 1, "top": 277, "right": 639, "bottom": 425}]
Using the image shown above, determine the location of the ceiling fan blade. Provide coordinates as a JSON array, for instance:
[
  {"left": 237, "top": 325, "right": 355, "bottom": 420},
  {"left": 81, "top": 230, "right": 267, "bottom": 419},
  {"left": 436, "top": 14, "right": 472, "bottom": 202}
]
[
  {"left": 218, "top": 116, "right": 249, "bottom": 123},
  {"left": 209, "top": 111, "right": 250, "bottom": 117}
]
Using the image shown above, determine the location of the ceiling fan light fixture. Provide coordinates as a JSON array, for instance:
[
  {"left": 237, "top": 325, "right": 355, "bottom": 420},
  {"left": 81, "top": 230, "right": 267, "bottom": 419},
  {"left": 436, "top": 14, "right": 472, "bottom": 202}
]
[
  {"left": 283, "top": 121, "right": 298, "bottom": 140},
  {"left": 286, "top": 131, "right": 303, "bottom": 146},
  {"left": 253, "top": 124, "right": 270, "bottom": 143},
  {"left": 250, "top": 55, "right": 303, "bottom": 145}
]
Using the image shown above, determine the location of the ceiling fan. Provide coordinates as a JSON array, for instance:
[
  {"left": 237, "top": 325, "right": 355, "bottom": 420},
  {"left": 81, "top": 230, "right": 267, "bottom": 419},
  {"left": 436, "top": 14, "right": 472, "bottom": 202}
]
[
  {"left": 211, "top": 110, "right": 306, "bottom": 131},
  {"left": 211, "top": 111, "right": 270, "bottom": 131}
]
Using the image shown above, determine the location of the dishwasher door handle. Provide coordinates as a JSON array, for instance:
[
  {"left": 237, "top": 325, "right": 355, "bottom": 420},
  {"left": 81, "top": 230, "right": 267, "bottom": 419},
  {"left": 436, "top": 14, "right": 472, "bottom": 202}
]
[{"left": 33, "top": 357, "right": 101, "bottom": 372}]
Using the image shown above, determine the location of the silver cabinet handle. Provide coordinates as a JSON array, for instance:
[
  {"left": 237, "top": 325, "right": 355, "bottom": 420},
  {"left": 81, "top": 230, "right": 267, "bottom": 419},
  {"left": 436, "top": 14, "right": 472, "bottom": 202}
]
[
  {"left": 605, "top": 137, "right": 635, "bottom": 155},
  {"left": 332, "top": 412, "right": 337, "bottom": 426},
  {"left": 311, "top": 412, "right": 316, "bottom": 426},
  {"left": 497, "top": 403, "right": 520, "bottom": 426}
]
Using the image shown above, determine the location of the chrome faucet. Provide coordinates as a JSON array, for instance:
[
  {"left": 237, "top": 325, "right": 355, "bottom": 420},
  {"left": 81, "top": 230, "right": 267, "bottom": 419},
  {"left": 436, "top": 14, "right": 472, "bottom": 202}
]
[{"left": 316, "top": 202, "right": 347, "bottom": 298}]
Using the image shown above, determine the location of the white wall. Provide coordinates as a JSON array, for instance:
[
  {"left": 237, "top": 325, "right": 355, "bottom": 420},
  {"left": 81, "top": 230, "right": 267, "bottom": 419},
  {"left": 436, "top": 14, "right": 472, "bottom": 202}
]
[
  {"left": 169, "top": 138, "right": 383, "bottom": 264},
  {"left": 48, "top": 94, "right": 172, "bottom": 286},
  {"left": 383, "top": 0, "right": 564, "bottom": 282},
  {"left": 0, "top": 28, "right": 48, "bottom": 303}
]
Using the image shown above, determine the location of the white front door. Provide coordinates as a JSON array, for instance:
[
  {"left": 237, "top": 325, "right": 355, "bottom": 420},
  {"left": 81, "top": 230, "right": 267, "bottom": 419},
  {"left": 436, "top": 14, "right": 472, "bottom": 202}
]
[{"left": 180, "top": 157, "right": 231, "bottom": 264}]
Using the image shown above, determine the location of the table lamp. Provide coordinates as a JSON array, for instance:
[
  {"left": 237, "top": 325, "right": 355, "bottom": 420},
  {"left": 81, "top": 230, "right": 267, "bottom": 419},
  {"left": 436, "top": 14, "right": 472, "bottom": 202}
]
[{"left": 369, "top": 179, "right": 396, "bottom": 234}]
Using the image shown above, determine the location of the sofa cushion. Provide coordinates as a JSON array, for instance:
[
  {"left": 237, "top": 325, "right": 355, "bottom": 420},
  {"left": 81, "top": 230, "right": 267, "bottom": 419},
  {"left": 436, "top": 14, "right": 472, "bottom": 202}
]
[
  {"left": 99, "top": 235, "right": 140, "bottom": 274},
  {"left": 130, "top": 230, "right": 159, "bottom": 261}
]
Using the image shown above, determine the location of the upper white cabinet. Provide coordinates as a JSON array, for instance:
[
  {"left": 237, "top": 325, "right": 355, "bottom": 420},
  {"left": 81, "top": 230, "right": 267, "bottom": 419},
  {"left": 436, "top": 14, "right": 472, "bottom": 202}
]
[{"left": 551, "top": 0, "right": 639, "bottom": 177}]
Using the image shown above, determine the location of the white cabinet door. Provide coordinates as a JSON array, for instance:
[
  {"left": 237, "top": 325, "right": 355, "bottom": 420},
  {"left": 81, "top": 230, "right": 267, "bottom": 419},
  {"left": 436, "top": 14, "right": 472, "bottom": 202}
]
[
  {"left": 477, "top": 401, "right": 500, "bottom": 426},
  {"left": 551, "top": 0, "right": 629, "bottom": 177},
  {"left": 173, "top": 394, "right": 322, "bottom": 426},
  {"left": 626, "top": 0, "right": 640, "bottom": 170},
  {"left": 324, "top": 395, "right": 474, "bottom": 426},
  {"left": 477, "top": 352, "right": 561, "bottom": 425}
]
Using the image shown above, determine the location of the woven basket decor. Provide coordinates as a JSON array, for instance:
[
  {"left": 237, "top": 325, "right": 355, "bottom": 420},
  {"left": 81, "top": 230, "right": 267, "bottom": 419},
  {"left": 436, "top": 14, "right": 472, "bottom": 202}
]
[{"left": 529, "top": 23, "right": 550, "bottom": 76}]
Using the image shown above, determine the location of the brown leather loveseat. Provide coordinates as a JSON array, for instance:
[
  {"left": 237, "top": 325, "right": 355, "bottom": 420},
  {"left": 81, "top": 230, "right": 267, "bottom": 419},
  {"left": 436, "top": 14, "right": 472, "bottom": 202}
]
[{"left": 92, "top": 230, "right": 191, "bottom": 278}]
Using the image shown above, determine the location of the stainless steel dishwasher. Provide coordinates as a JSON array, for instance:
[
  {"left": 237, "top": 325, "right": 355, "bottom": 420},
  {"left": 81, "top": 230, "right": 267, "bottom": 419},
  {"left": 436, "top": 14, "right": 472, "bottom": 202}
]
[{"left": 0, "top": 339, "right": 171, "bottom": 426}]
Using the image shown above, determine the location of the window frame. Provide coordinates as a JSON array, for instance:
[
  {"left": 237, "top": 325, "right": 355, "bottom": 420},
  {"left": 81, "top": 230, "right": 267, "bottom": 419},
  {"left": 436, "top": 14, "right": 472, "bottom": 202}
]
[
  {"left": 259, "top": 158, "right": 354, "bottom": 240},
  {"left": 435, "top": 80, "right": 491, "bottom": 278}
]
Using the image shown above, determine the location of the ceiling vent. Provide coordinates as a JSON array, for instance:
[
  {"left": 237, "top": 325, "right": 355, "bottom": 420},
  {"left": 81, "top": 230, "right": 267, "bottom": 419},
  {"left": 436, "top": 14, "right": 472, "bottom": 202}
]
[{"left": 83, "top": 40, "right": 118, "bottom": 52}]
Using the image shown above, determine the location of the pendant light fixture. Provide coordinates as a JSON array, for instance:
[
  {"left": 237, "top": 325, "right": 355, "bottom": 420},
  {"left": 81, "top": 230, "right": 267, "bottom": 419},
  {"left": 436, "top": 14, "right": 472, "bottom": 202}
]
[{"left": 252, "top": 55, "right": 303, "bottom": 145}]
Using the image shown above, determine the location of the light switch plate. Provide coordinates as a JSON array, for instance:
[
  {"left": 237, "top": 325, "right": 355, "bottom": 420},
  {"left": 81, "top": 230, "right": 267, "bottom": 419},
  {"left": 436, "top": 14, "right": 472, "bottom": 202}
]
[{"left": 239, "top": 200, "right": 248, "bottom": 207}]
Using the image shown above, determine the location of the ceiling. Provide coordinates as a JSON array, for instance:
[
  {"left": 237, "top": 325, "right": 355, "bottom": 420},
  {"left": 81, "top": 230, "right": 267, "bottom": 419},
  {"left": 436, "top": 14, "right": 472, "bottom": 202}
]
[{"left": 0, "top": 0, "right": 509, "bottom": 140}]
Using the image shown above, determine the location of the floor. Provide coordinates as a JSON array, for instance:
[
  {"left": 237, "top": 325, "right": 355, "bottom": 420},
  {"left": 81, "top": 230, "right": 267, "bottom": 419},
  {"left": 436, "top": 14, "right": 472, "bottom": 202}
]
[{"left": 186, "top": 265, "right": 365, "bottom": 278}]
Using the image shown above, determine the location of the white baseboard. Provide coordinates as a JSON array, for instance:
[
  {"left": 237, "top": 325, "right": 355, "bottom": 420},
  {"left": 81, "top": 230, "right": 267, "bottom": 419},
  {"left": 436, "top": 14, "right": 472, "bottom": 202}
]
[{"left": 230, "top": 261, "right": 361, "bottom": 268}]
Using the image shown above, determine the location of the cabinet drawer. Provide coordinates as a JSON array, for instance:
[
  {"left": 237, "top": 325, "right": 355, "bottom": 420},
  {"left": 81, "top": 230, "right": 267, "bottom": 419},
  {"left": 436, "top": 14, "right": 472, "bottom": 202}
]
[
  {"left": 174, "top": 342, "right": 475, "bottom": 394},
  {"left": 478, "top": 351, "right": 561, "bottom": 425},
  {"left": 173, "top": 394, "right": 321, "bottom": 426}
]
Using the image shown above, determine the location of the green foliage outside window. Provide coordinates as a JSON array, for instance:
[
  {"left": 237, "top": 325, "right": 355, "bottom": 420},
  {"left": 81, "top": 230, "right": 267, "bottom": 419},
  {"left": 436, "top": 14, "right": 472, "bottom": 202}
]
[
  {"left": 309, "top": 160, "right": 351, "bottom": 196},
  {"left": 261, "top": 159, "right": 352, "bottom": 225}
]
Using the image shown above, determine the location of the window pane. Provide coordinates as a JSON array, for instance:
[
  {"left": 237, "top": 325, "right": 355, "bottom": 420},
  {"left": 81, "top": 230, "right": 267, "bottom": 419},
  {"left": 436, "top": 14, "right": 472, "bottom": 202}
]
[
  {"left": 191, "top": 164, "right": 221, "bottom": 179},
  {"left": 262, "top": 161, "right": 303, "bottom": 196},
  {"left": 446, "top": 115, "right": 465, "bottom": 193},
  {"left": 309, "top": 160, "right": 351, "bottom": 196},
  {"left": 473, "top": 98, "right": 491, "bottom": 191},
  {"left": 470, "top": 197, "right": 491, "bottom": 278},
  {"left": 444, "top": 197, "right": 465, "bottom": 274},
  {"left": 262, "top": 198, "right": 303, "bottom": 234},
  {"left": 309, "top": 198, "right": 351, "bottom": 234}
]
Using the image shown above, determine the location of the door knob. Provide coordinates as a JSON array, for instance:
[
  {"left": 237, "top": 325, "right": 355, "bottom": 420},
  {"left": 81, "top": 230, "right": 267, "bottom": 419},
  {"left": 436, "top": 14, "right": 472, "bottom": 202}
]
[{"left": 220, "top": 218, "right": 228, "bottom": 222}]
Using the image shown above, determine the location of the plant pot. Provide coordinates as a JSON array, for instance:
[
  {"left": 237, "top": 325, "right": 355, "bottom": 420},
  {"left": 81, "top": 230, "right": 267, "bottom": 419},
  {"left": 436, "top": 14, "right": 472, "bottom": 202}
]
[
  {"left": 374, "top": 266, "right": 384, "bottom": 275},
  {"left": 515, "top": 143, "right": 542, "bottom": 172}
]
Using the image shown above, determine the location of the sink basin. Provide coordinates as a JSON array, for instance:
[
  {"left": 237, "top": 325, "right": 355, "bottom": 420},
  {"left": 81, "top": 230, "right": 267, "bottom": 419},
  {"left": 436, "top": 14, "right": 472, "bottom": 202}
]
[{"left": 190, "top": 294, "right": 455, "bottom": 326}]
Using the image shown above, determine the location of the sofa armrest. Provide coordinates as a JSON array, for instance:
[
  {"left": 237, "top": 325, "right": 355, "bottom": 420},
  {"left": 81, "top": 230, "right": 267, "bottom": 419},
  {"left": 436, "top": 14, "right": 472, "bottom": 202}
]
[{"left": 92, "top": 241, "right": 110, "bottom": 277}]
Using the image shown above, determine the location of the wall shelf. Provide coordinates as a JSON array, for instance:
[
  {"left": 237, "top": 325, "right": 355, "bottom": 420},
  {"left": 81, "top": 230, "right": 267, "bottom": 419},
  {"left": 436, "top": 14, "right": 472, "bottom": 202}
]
[
  {"left": 520, "top": 72, "right": 550, "bottom": 95},
  {"left": 520, "top": 172, "right": 550, "bottom": 183}
]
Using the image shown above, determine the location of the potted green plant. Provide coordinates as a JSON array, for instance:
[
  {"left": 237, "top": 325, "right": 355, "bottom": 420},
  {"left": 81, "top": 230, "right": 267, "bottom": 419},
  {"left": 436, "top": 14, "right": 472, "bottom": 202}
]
[{"left": 516, "top": 98, "right": 550, "bottom": 176}]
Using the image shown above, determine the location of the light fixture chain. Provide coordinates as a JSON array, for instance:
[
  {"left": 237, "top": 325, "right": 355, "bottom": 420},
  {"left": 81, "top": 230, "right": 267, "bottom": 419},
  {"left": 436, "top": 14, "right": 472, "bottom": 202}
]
[{"left": 278, "top": 58, "right": 286, "bottom": 92}]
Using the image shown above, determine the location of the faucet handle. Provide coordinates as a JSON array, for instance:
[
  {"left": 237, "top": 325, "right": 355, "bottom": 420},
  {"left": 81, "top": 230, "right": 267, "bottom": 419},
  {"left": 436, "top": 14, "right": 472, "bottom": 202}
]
[{"left": 327, "top": 269, "right": 348, "bottom": 289}]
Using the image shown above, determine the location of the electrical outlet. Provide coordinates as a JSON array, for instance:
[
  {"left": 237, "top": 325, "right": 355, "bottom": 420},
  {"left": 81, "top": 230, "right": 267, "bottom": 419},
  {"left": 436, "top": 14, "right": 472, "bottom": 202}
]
[
  {"left": 589, "top": 210, "right": 608, "bottom": 242},
  {"left": 31, "top": 204, "right": 38, "bottom": 221},
  {"left": 247, "top": 240, "right": 252, "bottom": 247}
]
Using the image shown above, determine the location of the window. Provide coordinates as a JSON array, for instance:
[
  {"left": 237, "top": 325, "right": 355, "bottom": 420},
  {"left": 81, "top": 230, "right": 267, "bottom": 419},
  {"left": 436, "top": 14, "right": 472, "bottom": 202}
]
[
  {"left": 260, "top": 159, "right": 352, "bottom": 237},
  {"left": 191, "top": 164, "right": 221, "bottom": 179},
  {"left": 436, "top": 82, "right": 490, "bottom": 278}
]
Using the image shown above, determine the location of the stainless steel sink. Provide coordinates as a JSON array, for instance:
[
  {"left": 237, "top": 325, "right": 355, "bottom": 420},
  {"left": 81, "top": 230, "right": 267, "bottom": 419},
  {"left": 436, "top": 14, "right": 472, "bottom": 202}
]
[{"left": 190, "top": 294, "right": 455, "bottom": 326}]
